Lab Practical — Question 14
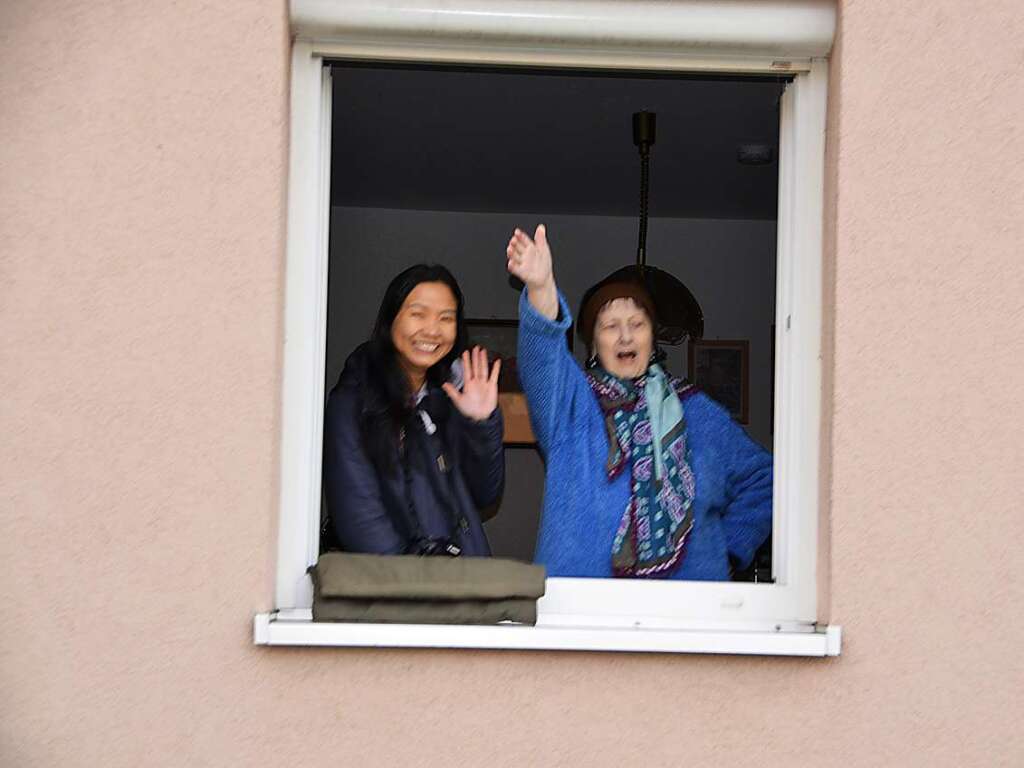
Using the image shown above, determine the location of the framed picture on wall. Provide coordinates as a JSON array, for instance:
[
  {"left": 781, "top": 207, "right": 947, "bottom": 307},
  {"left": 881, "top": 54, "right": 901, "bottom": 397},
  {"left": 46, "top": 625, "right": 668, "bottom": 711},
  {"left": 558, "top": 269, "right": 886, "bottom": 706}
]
[
  {"left": 465, "top": 318, "right": 572, "bottom": 445},
  {"left": 688, "top": 339, "right": 750, "bottom": 424}
]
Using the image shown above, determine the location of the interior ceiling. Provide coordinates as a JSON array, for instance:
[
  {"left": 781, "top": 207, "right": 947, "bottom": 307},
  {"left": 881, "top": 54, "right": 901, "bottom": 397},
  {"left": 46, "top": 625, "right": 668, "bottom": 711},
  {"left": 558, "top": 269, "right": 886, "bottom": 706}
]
[{"left": 331, "top": 64, "right": 785, "bottom": 220}]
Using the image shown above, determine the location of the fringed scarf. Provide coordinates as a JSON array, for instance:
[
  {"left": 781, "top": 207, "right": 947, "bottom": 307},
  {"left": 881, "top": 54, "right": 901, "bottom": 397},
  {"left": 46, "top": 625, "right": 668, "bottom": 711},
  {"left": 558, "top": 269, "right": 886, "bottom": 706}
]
[{"left": 586, "top": 364, "right": 697, "bottom": 578}]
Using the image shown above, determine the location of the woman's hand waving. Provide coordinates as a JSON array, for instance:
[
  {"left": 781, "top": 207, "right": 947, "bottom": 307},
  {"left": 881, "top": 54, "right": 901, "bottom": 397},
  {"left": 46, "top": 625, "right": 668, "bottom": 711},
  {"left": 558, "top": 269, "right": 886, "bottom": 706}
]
[
  {"left": 443, "top": 346, "right": 501, "bottom": 422},
  {"left": 506, "top": 224, "right": 559, "bottom": 320}
]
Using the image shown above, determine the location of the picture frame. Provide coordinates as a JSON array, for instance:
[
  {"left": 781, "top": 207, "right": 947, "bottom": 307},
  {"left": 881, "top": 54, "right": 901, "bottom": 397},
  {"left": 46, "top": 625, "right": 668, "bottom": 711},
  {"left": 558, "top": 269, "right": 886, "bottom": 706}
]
[
  {"left": 465, "top": 318, "right": 573, "bottom": 445},
  {"left": 688, "top": 339, "right": 750, "bottom": 424}
]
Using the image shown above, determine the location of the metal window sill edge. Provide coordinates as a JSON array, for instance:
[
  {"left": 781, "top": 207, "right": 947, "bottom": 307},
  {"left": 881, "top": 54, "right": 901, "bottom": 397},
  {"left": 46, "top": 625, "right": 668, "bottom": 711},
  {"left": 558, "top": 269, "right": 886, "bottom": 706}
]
[{"left": 253, "top": 613, "right": 841, "bottom": 656}]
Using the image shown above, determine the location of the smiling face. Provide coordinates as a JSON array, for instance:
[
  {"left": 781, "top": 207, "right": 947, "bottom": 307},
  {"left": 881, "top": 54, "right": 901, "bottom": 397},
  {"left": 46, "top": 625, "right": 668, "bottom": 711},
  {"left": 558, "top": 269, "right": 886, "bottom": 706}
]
[
  {"left": 390, "top": 281, "right": 458, "bottom": 388},
  {"left": 593, "top": 298, "right": 654, "bottom": 380}
]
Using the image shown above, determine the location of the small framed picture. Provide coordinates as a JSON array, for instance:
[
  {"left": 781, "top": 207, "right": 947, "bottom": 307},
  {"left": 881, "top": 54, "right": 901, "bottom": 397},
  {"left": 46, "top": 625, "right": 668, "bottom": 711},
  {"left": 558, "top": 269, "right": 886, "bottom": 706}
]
[
  {"left": 464, "top": 319, "right": 521, "bottom": 393},
  {"left": 688, "top": 339, "right": 750, "bottom": 424},
  {"left": 465, "top": 318, "right": 572, "bottom": 445}
]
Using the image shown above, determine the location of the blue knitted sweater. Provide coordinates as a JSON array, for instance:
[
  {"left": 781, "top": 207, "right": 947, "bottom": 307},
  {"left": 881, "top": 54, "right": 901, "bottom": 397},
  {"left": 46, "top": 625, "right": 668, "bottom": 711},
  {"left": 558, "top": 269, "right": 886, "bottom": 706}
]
[{"left": 518, "top": 289, "right": 773, "bottom": 580}]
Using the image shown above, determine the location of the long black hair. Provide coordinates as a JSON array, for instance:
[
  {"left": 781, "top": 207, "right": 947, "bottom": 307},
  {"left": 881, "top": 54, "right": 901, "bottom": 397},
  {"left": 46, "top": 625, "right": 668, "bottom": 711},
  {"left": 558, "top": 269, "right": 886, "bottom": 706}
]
[{"left": 361, "top": 264, "right": 468, "bottom": 471}]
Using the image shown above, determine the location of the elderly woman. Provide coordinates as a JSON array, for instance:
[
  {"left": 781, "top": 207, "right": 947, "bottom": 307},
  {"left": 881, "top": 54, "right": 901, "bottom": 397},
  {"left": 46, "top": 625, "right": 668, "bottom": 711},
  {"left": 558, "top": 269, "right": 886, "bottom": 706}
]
[{"left": 506, "top": 225, "right": 771, "bottom": 580}]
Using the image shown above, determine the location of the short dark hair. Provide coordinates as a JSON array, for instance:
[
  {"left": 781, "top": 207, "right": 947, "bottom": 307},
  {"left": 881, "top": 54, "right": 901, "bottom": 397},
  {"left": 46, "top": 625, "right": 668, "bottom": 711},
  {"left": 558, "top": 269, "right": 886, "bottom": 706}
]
[{"left": 578, "top": 278, "right": 657, "bottom": 347}]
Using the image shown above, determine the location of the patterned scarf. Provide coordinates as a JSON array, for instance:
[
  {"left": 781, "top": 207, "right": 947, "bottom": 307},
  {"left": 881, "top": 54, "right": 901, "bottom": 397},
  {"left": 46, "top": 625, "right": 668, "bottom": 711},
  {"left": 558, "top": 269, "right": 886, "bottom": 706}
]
[{"left": 586, "top": 364, "right": 697, "bottom": 578}]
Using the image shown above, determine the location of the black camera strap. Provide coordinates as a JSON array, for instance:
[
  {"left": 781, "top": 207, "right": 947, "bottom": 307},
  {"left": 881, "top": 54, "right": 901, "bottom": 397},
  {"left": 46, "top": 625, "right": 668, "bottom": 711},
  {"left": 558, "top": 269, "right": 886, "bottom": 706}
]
[{"left": 396, "top": 413, "right": 465, "bottom": 556}]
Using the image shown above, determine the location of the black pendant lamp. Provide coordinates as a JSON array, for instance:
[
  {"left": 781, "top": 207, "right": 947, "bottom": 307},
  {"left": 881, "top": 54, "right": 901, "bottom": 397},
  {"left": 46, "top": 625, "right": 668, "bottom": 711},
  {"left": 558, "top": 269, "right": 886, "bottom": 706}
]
[{"left": 585, "top": 111, "right": 704, "bottom": 345}]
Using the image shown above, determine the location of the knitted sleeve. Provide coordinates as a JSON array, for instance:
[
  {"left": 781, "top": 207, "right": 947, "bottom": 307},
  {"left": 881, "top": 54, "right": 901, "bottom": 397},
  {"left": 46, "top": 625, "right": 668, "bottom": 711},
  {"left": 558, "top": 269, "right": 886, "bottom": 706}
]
[
  {"left": 707, "top": 397, "right": 774, "bottom": 570},
  {"left": 516, "top": 288, "right": 588, "bottom": 455}
]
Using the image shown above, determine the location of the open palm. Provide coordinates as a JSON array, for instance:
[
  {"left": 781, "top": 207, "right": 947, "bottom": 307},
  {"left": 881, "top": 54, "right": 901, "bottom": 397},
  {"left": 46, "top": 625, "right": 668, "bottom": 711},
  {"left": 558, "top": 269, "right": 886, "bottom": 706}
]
[
  {"left": 506, "top": 224, "right": 553, "bottom": 289},
  {"left": 443, "top": 346, "right": 501, "bottom": 422},
  {"left": 506, "top": 223, "right": 559, "bottom": 320}
]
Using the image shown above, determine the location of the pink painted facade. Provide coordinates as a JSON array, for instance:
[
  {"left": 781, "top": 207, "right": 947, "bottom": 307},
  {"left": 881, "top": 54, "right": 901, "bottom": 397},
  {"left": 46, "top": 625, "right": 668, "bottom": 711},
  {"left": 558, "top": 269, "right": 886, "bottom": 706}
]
[{"left": 2, "top": 1, "right": 1022, "bottom": 765}]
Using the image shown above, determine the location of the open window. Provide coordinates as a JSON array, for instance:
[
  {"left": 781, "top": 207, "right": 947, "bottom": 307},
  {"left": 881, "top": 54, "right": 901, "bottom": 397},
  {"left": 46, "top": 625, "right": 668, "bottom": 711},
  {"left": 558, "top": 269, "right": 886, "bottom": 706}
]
[
  {"left": 259, "top": 0, "right": 838, "bottom": 656},
  {"left": 324, "top": 63, "right": 784, "bottom": 570}
]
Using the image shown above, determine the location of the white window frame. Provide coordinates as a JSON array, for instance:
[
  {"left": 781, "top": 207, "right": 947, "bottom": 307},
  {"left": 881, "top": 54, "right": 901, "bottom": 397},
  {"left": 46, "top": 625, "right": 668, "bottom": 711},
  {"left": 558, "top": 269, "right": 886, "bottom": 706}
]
[{"left": 257, "top": 0, "right": 840, "bottom": 656}]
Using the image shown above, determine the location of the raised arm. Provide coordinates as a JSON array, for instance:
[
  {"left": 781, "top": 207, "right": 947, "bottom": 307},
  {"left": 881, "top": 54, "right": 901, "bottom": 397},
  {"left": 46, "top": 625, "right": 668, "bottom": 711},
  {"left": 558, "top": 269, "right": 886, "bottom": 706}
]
[
  {"left": 455, "top": 408, "right": 505, "bottom": 511},
  {"left": 442, "top": 348, "right": 505, "bottom": 510},
  {"left": 506, "top": 225, "right": 589, "bottom": 454}
]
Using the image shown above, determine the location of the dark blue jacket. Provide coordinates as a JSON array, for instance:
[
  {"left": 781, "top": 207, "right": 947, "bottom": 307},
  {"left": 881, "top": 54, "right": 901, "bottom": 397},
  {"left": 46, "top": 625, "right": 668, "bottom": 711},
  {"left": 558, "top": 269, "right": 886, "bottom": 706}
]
[{"left": 323, "top": 344, "right": 504, "bottom": 556}]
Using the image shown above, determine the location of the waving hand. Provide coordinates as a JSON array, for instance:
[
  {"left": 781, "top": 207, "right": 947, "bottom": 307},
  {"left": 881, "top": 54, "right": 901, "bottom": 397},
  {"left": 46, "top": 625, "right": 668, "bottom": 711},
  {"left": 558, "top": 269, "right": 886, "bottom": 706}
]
[
  {"left": 506, "top": 224, "right": 559, "bottom": 320},
  {"left": 443, "top": 346, "right": 501, "bottom": 422}
]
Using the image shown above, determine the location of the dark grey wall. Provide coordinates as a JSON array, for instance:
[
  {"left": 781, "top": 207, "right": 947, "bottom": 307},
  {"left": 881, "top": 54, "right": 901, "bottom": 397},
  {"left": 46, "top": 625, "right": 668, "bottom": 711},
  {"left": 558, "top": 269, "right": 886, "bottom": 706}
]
[
  {"left": 331, "top": 65, "right": 784, "bottom": 219},
  {"left": 326, "top": 206, "right": 776, "bottom": 559}
]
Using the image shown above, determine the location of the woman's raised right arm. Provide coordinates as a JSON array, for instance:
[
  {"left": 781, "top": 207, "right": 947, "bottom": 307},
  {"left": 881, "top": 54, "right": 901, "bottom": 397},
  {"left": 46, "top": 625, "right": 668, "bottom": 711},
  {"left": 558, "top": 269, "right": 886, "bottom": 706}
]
[{"left": 507, "top": 225, "right": 588, "bottom": 454}]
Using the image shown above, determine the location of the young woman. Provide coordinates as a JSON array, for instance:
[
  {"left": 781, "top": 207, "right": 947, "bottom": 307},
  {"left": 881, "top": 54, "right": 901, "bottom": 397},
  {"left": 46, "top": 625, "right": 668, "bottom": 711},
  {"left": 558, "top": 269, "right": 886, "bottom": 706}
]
[
  {"left": 322, "top": 264, "right": 504, "bottom": 556},
  {"left": 506, "top": 226, "right": 772, "bottom": 579}
]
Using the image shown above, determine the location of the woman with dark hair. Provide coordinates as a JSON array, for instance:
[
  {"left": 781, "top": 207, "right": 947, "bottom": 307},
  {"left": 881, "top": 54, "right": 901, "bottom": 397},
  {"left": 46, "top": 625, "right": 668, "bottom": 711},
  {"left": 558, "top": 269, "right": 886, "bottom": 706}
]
[
  {"left": 506, "top": 226, "right": 771, "bottom": 580},
  {"left": 323, "top": 264, "right": 504, "bottom": 556}
]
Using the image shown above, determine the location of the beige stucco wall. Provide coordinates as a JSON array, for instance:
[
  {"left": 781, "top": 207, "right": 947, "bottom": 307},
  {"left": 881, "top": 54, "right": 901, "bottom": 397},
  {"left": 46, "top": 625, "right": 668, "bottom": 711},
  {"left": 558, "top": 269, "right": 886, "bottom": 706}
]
[{"left": 2, "top": 1, "right": 1022, "bottom": 765}]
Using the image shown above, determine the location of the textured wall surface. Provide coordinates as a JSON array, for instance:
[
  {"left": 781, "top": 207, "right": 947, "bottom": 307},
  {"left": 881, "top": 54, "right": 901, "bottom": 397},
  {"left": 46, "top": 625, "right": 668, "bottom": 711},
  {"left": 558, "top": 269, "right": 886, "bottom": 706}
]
[{"left": 2, "top": 1, "right": 1023, "bottom": 767}]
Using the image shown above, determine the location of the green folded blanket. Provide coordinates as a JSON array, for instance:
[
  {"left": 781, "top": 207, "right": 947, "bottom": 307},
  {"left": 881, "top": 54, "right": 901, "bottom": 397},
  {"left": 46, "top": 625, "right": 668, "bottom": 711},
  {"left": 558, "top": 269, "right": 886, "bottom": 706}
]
[
  {"left": 310, "top": 553, "right": 546, "bottom": 625},
  {"left": 312, "top": 595, "right": 539, "bottom": 625}
]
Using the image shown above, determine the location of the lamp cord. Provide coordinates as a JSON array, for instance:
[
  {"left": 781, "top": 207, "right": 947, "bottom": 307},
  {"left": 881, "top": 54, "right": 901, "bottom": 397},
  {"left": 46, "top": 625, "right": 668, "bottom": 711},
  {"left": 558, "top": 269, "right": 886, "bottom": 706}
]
[{"left": 637, "top": 149, "right": 650, "bottom": 267}]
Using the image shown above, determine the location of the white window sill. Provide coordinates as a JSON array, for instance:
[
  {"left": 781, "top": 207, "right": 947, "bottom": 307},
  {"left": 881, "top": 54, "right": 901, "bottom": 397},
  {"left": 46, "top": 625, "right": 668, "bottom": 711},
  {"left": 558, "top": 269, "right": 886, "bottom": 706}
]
[{"left": 254, "top": 612, "right": 841, "bottom": 656}]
